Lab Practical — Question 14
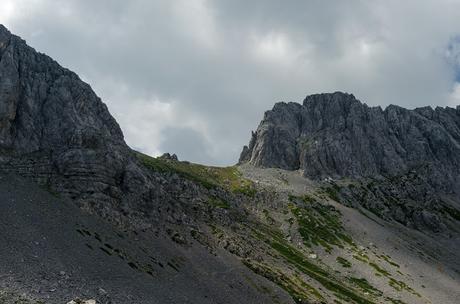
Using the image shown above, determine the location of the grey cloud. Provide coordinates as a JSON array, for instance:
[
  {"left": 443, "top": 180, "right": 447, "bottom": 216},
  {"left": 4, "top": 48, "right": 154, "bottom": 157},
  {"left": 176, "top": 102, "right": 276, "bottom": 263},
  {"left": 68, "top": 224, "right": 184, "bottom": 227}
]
[
  {"left": 159, "top": 127, "right": 212, "bottom": 165},
  {"left": 3, "top": 0, "right": 460, "bottom": 165}
]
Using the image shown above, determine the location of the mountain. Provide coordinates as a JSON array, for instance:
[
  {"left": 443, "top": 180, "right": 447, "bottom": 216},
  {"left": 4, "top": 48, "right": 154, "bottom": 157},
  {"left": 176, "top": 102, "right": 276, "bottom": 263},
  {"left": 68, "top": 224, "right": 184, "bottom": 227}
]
[
  {"left": 0, "top": 23, "right": 134, "bottom": 216},
  {"left": 1, "top": 25, "right": 459, "bottom": 304},
  {"left": 239, "top": 91, "right": 460, "bottom": 184},
  {"left": 240, "top": 92, "right": 460, "bottom": 232}
]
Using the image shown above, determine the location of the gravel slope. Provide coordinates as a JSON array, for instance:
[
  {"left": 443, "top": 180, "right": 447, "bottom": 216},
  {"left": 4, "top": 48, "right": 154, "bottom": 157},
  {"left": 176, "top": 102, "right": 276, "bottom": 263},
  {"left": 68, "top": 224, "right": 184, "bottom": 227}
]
[
  {"left": 238, "top": 164, "right": 460, "bottom": 304},
  {"left": 0, "top": 173, "right": 292, "bottom": 304}
]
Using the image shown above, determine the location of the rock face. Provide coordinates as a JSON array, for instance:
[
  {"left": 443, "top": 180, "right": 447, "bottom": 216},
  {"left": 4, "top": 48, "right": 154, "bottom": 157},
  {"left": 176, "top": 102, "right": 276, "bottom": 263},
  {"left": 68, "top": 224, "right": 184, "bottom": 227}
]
[
  {"left": 0, "top": 24, "right": 139, "bottom": 215},
  {"left": 240, "top": 92, "right": 460, "bottom": 231},
  {"left": 240, "top": 92, "right": 460, "bottom": 191}
]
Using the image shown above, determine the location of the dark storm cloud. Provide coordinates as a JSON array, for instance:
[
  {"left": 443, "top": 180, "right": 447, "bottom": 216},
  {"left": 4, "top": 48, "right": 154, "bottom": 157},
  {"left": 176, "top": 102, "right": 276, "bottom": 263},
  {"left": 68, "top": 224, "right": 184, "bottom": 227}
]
[{"left": 2, "top": 0, "right": 460, "bottom": 165}]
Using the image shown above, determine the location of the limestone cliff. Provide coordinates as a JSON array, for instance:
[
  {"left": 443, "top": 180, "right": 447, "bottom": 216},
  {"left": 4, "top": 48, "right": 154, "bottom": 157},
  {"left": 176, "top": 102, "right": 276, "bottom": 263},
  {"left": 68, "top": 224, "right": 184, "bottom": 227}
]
[
  {"left": 240, "top": 92, "right": 460, "bottom": 230},
  {"left": 240, "top": 92, "right": 460, "bottom": 186}
]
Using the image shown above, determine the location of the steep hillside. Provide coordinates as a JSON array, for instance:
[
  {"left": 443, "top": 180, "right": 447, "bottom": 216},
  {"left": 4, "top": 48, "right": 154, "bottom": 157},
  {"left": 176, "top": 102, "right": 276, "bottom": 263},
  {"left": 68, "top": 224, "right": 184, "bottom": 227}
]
[{"left": 0, "top": 173, "right": 293, "bottom": 304}]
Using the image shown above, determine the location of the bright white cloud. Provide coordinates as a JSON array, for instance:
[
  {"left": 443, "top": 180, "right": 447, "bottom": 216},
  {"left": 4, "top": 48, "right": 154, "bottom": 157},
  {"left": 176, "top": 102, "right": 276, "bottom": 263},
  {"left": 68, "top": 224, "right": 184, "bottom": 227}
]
[
  {"left": 448, "top": 82, "right": 460, "bottom": 107},
  {"left": 253, "top": 32, "right": 296, "bottom": 64},
  {"left": 0, "top": 0, "right": 16, "bottom": 24}
]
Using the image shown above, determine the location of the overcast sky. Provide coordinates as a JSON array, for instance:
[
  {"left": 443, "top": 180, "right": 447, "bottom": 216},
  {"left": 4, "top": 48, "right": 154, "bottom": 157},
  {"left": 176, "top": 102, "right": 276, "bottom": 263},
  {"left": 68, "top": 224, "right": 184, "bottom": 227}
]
[{"left": 2, "top": 0, "right": 460, "bottom": 165}]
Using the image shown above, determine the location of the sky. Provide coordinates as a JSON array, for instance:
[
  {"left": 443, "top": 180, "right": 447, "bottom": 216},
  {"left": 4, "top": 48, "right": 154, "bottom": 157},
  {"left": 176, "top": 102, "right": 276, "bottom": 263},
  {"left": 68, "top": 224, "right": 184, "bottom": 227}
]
[{"left": 2, "top": 0, "right": 460, "bottom": 165}]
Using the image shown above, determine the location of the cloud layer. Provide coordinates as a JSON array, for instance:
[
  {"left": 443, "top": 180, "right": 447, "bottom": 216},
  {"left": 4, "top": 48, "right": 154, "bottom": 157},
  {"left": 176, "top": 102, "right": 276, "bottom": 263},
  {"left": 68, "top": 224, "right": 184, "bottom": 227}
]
[{"left": 3, "top": 0, "right": 460, "bottom": 165}]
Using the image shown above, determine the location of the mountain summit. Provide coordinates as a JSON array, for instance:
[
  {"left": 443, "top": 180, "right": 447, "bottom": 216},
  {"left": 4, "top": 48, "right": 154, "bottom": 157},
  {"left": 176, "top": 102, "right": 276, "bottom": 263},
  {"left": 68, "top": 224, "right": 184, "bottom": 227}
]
[
  {"left": 240, "top": 91, "right": 460, "bottom": 187},
  {"left": 240, "top": 92, "right": 460, "bottom": 231},
  {"left": 0, "top": 23, "right": 133, "bottom": 214}
]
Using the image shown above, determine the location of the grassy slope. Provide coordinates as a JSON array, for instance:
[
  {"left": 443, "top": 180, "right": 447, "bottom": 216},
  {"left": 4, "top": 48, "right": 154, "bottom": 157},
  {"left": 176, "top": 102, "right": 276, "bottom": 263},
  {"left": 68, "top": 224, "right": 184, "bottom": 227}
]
[
  {"left": 136, "top": 152, "right": 255, "bottom": 196},
  {"left": 136, "top": 152, "right": 424, "bottom": 304}
]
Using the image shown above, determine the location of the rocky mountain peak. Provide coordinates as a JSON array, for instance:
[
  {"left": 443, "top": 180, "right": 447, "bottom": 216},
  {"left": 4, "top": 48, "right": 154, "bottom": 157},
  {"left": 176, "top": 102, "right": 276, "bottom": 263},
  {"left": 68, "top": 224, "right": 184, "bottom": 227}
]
[
  {"left": 0, "top": 24, "right": 134, "bottom": 213},
  {"left": 1, "top": 28, "right": 125, "bottom": 152},
  {"left": 302, "top": 91, "right": 358, "bottom": 106},
  {"left": 240, "top": 92, "right": 460, "bottom": 190}
]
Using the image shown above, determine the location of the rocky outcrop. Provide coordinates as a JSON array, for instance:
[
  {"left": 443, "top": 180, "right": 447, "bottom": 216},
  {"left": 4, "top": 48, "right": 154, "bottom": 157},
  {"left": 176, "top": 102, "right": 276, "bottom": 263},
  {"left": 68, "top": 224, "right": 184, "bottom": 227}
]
[
  {"left": 240, "top": 92, "right": 460, "bottom": 231},
  {"left": 0, "top": 25, "right": 246, "bottom": 232},
  {"left": 0, "top": 24, "right": 138, "bottom": 213},
  {"left": 240, "top": 92, "right": 460, "bottom": 191}
]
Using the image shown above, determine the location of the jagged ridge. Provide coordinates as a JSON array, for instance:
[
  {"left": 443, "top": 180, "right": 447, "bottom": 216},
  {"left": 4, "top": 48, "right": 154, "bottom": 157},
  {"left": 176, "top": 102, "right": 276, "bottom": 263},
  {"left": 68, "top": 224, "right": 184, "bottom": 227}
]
[
  {"left": 240, "top": 91, "right": 460, "bottom": 190},
  {"left": 239, "top": 92, "right": 460, "bottom": 231}
]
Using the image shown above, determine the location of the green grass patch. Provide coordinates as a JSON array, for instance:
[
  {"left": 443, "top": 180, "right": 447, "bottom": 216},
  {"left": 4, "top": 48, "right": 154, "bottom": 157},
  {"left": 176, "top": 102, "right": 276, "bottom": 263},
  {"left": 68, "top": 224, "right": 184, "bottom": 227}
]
[
  {"left": 369, "top": 262, "right": 391, "bottom": 277},
  {"left": 270, "top": 241, "right": 330, "bottom": 277},
  {"left": 242, "top": 259, "right": 323, "bottom": 303},
  {"left": 336, "top": 257, "right": 352, "bottom": 268},
  {"left": 136, "top": 152, "right": 256, "bottom": 196},
  {"left": 289, "top": 198, "right": 354, "bottom": 251},
  {"left": 348, "top": 277, "right": 383, "bottom": 296},
  {"left": 207, "top": 196, "right": 230, "bottom": 209},
  {"left": 385, "top": 297, "right": 407, "bottom": 304},
  {"left": 388, "top": 278, "right": 420, "bottom": 297},
  {"left": 289, "top": 194, "right": 316, "bottom": 204},
  {"left": 379, "top": 254, "right": 400, "bottom": 268},
  {"left": 270, "top": 241, "right": 375, "bottom": 304},
  {"left": 321, "top": 183, "right": 342, "bottom": 202},
  {"left": 249, "top": 222, "right": 376, "bottom": 304}
]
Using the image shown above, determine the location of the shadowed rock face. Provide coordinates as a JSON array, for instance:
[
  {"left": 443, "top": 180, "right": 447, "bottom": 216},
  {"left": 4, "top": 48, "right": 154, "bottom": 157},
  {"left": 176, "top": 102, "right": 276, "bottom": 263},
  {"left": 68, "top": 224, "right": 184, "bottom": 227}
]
[
  {"left": 0, "top": 24, "right": 134, "bottom": 211},
  {"left": 0, "top": 25, "right": 125, "bottom": 151},
  {"left": 240, "top": 92, "right": 460, "bottom": 191}
]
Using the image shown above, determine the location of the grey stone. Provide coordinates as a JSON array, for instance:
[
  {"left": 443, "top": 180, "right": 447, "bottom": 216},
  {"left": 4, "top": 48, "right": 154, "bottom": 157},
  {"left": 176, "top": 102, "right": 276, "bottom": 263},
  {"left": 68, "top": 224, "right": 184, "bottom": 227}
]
[
  {"left": 240, "top": 91, "right": 460, "bottom": 231},
  {"left": 0, "top": 24, "right": 133, "bottom": 214},
  {"left": 240, "top": 92, "right": 460, "bottom": 187}
]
